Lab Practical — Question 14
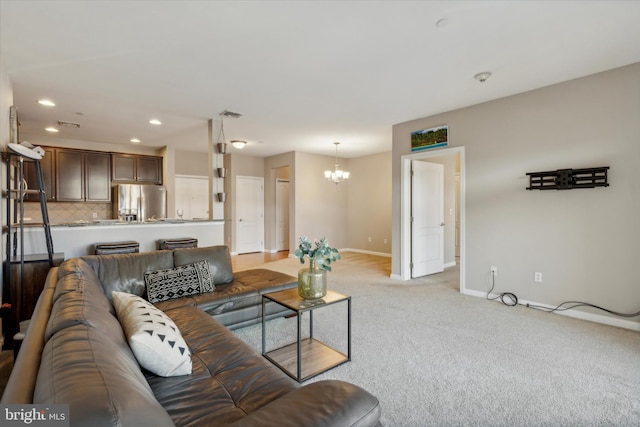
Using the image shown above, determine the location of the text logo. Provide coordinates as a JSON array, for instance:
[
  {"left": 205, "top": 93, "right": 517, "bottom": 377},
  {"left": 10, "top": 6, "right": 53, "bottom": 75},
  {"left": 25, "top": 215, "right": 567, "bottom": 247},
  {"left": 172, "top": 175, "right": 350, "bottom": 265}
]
[{"left": 1, "top": 405, "right": 69, "bottom": 426}]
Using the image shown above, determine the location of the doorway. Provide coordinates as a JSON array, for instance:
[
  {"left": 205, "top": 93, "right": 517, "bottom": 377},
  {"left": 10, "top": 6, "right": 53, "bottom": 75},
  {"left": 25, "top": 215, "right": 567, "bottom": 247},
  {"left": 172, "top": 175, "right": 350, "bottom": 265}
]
[
  {"left": 236, "top": 176, "right": 264, "bottom": 254},
  {"left": 411, "top": 160, "right": 444, "bottom": 278},
  {"left": 400, "top": 146, "right": 465, "bottom": 291},
  {"left": 174, "top": 175, "right": 209, "bottom": 219}
]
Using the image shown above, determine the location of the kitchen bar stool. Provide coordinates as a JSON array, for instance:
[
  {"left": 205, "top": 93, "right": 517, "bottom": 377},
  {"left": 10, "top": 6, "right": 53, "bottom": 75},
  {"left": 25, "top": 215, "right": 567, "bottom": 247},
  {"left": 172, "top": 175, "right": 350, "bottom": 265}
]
[
  {"left": 93, "top": 241, "right": 140, "bottom": 255},
  {"left": 157, "top": 237, "right": 198, "bottom": 250}
]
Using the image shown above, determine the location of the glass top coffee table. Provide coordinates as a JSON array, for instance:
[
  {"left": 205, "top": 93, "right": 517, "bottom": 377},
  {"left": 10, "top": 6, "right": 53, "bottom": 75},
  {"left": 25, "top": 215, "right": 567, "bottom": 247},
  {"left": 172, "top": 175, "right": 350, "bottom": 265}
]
[{"left": 262, "top": 288, "right": 351, "bottom": 383}]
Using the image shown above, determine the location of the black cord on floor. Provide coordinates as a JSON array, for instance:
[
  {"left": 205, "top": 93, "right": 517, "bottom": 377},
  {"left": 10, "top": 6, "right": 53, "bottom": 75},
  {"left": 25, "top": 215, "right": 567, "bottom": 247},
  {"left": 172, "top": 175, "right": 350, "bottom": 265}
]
[{"left": 486, "top": 272, "right": 640, "bottom": 317}]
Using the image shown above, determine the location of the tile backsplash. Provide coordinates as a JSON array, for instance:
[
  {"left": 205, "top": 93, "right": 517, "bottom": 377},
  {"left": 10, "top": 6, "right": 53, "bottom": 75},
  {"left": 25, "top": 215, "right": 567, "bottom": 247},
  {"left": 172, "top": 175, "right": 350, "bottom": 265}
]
[{"left": 24, "top": 202, "right": 112, "bottom": 224}]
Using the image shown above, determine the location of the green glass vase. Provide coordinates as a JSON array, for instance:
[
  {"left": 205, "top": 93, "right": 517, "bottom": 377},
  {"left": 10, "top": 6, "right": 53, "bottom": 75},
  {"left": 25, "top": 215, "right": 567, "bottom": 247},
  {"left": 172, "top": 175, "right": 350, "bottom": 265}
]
[{"left": 297, "top": 259, "right": 327, "bottom": 300}]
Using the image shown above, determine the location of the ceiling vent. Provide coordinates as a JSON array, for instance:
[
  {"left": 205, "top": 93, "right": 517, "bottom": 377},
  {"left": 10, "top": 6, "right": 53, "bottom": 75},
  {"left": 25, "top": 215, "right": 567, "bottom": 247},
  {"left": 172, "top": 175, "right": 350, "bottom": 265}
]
[
  {"left": 219, "top": 110, "right": 242, "bottom": 119},
  {"left": 57, "top": 120, "right": 81, "bottom": 128}
]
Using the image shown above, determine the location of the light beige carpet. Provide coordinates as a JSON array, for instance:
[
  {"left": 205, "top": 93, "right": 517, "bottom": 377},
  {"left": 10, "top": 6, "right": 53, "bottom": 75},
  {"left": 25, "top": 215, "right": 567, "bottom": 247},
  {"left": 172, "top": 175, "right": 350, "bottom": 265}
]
[{"left": 234, "top": 254, "right": 640, "bottom": 427}]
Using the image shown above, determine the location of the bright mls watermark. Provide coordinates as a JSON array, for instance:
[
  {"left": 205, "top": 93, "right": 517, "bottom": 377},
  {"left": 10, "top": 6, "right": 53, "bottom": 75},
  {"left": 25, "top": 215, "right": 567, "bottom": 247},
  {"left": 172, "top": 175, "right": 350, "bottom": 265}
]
[{"left": 1, "top": 405, "right": 69, "bottom": 426}]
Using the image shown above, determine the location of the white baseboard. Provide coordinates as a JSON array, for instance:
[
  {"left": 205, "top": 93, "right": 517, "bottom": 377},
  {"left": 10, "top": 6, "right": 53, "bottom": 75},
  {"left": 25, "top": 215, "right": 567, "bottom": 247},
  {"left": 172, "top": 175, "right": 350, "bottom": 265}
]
[
  {"left": 444, "top": 261, "right": 456, "bottom": 269},
  {"left": 340, "top": 248, "right": 391, "bottom": 258},
  {"left": 462, "top": 289, "right": 640, "bottom": 332}
]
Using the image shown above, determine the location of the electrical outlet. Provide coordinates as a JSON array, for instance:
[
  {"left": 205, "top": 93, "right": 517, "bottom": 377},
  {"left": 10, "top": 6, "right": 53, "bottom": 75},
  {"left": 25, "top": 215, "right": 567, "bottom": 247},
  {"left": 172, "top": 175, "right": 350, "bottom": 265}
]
[
  {"left": 534, "top": 272, "right": 542, "bottom": 283},
  {"left": 92, "top": 212, "right": 98, "bottom": 219},
  {"left": 368, "top": 237, "right": 372, "bottom": 243},
  {"left": 490, "top": 266, "right": 497, "bottom": 276}
]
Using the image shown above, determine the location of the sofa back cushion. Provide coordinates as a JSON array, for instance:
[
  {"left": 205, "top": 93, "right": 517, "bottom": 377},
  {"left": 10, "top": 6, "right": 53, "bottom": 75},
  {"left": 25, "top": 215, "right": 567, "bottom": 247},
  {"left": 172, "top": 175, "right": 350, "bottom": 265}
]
[
  {"left": 173, "top": 245, "right": 234, "bottom": 284},
  {"left": 47, "top": 259, "right": 116, "bottom": 341},
  {"left": 80, "top": 251, "right": 174, "bottom": 300}
]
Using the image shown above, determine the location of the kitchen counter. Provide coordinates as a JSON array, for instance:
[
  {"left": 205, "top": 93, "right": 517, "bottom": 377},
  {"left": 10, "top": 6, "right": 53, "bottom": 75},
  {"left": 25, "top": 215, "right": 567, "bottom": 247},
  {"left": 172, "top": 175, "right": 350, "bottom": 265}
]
[
  {"left": 16, "top": 220, "right": 225, "bottom": 259},
  {"left": 49, "top": 219, "right": 218, "bottom": 227}
]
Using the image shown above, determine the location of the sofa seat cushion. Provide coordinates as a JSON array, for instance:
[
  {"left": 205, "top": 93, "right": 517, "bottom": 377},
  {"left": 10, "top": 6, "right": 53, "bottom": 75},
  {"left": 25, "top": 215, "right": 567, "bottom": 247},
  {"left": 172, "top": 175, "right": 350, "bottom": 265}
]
[
  {"left": 146, "top": 306, "right": 298, "bottom": 426},
  {"left": 153, "top": 269, "right": 296, "bottom": 315},
  {"left": 35, "top": 323, "right": 175, "bottom": 426}
]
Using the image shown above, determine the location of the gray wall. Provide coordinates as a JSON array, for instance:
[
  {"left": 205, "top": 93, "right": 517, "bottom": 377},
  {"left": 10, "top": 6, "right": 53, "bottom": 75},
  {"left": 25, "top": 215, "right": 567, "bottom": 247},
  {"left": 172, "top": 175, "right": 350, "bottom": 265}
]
[
  {"left": 294, "top": 151, "right": 349, "bottom": 250},
  {"left": 175, "top": 149, "right": 209, "bottom": 176},
  {"left": 392, "top": 63, "right": 640, "bottom": 327},
  {"left": 347, "top": 152, "right": 392, "bottom": 254}
]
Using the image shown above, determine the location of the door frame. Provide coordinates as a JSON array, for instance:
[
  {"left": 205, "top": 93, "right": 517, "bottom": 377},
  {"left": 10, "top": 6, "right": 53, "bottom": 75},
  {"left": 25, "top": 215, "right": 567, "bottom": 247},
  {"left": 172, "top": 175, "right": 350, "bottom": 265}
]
[
  {"left": 400, "top": 146, "right": 465, "bottom": 292},
  {"left": 275, "top": 178, "right": 290, "bottom": 252}
]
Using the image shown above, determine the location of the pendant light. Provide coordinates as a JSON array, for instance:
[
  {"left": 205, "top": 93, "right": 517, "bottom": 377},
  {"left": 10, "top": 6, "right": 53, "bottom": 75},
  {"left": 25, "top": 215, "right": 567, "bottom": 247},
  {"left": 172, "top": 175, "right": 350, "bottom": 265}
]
[{"left": 324, "top": 142, "right": 350, "bottom": 184}]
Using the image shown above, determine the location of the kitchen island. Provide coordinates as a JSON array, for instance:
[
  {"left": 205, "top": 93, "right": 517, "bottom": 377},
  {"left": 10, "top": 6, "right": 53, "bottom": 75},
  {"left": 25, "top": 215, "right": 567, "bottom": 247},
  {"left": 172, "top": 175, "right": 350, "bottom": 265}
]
[{"left": 17, "top": 220, "right": 224, "bottom": 259}]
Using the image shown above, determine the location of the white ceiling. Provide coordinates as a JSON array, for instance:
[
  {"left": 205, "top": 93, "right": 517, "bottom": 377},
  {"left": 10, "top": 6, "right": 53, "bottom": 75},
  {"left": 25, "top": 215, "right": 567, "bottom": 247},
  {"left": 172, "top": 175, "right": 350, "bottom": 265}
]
[{"left": 2, "top": 1, "right": 640, "bottom": 158}]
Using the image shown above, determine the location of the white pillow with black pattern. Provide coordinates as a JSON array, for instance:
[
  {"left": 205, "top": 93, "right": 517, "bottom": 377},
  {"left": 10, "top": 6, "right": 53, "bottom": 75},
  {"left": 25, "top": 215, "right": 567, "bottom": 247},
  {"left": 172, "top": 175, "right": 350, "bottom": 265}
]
[
  {"left": 144, "top": 260, "right": 214, "bottom": 303},
  {"left": 112, "top": 291, "right": 192, "bottom": 377}
]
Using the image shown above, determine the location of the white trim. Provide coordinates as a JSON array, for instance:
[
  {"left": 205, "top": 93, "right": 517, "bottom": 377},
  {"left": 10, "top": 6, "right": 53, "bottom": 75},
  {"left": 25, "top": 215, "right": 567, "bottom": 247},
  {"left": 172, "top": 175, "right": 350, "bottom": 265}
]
[
  {"left": 175, "top": 174, "right": 207, "bottom": 180},
  {"left": 444, "top": 261, "right": 456, "bottom": 269},
  {"left": 340, "top": 248, "right": 391, "bottom": 257},
  {"left": 463, "top": 289, "right": 640, "bottom": 332},
  {"left": 400, "top": 146, "right": 465, "bottom": 294}
]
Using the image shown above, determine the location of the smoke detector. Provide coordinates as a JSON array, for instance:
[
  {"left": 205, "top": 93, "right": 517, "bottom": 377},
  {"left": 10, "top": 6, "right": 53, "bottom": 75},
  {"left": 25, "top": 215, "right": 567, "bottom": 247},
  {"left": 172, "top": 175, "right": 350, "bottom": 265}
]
[
  {"left": 474, "top": 72, "right": 492, "bottom": 83},
  {"left": 219, "top": 110, "right": 243, "bottom": 119}
]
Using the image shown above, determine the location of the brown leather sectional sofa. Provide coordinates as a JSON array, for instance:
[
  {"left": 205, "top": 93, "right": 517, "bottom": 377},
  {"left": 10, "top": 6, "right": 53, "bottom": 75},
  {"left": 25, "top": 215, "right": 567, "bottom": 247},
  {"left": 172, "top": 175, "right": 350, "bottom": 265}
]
[{"left": 1, "top": 246, "right": 382, "bottom": 426}]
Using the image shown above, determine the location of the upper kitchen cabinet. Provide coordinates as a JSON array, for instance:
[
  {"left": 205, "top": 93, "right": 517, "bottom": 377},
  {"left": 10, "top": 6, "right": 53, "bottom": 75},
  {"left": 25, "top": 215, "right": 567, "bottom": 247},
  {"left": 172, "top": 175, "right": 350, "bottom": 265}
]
[
  {"left": 24, "top": 146, "right": 56, "bottom": 202},
  {"left": 56, "top": 150, "right": 111, "bottom": 202},
  {"left": 112, "top": 154, "right": 163, "bottom": 184}
]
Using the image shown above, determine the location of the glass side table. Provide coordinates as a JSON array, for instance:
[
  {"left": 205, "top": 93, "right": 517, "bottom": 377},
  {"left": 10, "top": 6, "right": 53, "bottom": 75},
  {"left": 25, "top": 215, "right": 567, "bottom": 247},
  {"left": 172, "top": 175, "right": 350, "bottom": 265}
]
[{"left": 262, "top": 288, "right": 351, "bottom": 383}]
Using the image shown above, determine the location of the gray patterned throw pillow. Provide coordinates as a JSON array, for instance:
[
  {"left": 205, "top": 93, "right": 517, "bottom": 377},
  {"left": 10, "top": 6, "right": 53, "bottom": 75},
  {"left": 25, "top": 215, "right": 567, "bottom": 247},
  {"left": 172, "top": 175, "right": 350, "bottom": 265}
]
[{"left": 144, "top": 260, "right": 214, "bottom": 303}]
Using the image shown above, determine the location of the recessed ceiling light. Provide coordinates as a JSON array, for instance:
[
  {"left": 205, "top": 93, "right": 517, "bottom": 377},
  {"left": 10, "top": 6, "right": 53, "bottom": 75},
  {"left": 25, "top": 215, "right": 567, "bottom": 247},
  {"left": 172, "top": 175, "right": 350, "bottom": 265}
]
[
  {"left": 130, "top": 138, "right": 141, "bottom": 143},
  {"left": 45, "top": 127, "right": 59, "bottom": 133},
  {"left": 474, "top": 72, "right": 492, "bottom": 83},
  {"left": 38, "top": 99, "right": 55, "bottom": 107},
  {"left": 149, "top": 119, "right": 162, "bottom": 125}
]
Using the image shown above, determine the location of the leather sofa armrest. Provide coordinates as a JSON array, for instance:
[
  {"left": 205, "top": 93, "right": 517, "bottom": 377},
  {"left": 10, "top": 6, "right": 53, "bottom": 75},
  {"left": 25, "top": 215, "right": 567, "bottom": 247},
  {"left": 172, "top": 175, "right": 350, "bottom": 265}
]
[
  {"left": 227, "top": 380, "right": 381, "bottom": 427},
  {"left": 1, "top": 268, "right": 59, "bottom": 403}
]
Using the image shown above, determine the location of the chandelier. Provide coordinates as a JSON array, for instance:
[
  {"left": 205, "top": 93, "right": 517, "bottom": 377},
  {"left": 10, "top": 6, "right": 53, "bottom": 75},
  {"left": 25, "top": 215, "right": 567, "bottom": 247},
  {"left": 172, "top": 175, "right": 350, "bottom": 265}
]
[{"left": 324, "top": 142, "right": 350, "bottom": 184}]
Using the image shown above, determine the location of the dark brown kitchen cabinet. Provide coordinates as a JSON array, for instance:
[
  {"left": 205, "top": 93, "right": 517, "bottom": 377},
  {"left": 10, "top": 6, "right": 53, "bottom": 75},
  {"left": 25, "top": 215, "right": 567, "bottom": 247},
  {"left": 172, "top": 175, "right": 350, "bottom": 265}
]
[
  {"left": 112, "top": 154, "right": 163, "bottom": 184},
  {"left": 56, "top": 150, "right": 111, "bottom": 202},
  {"left": 24, "top": 147, "right": 56, "bottom": 201}
]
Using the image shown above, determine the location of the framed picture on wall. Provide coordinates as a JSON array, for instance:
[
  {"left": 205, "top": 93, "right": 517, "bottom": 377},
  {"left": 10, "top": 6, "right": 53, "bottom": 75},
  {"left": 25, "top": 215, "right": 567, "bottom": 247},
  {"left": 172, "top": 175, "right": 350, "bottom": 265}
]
[{"left": 411, "top": 125, "right": 448, "bottom": 151}]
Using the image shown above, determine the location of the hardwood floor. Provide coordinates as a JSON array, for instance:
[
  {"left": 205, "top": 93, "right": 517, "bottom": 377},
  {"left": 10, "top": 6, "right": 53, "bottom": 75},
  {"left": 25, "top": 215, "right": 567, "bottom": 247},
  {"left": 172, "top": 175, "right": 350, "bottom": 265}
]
[
  {"left": 231, "top": 251, "right": 291, "bottom": 271},
  {"left": 231, "top": 250, "right": 392, "bottom": 276}
]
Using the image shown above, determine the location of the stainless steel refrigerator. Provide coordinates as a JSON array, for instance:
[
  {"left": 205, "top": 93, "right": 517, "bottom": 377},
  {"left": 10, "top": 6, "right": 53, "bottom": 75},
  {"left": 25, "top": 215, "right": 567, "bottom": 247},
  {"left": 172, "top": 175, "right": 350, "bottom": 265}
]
[{"left": 113, "top": 184, "right": 167, "bottom": 222}]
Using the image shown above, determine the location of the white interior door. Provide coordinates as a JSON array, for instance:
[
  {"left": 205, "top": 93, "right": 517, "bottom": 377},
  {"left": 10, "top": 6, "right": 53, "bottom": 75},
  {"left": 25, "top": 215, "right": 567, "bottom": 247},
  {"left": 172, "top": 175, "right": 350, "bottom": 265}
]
[
  {"left": 175, "top": 176, "right": 209, "bottom": 219},
  {"left": 237, "top": 176, "right": 264, "bottom": 254},
  {"left": 411, "top": 160, "right": 444, "bottom": 278},
  {"left": 275, "top": 179, "right": 290, "bottom": 251}
]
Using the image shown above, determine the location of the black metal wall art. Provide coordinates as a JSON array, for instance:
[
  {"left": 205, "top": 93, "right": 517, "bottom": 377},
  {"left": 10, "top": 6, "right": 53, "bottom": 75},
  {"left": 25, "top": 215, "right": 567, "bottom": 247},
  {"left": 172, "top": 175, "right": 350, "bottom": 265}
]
[{"left": 526, "top": 167, "right": 609, "bottom": 190}]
